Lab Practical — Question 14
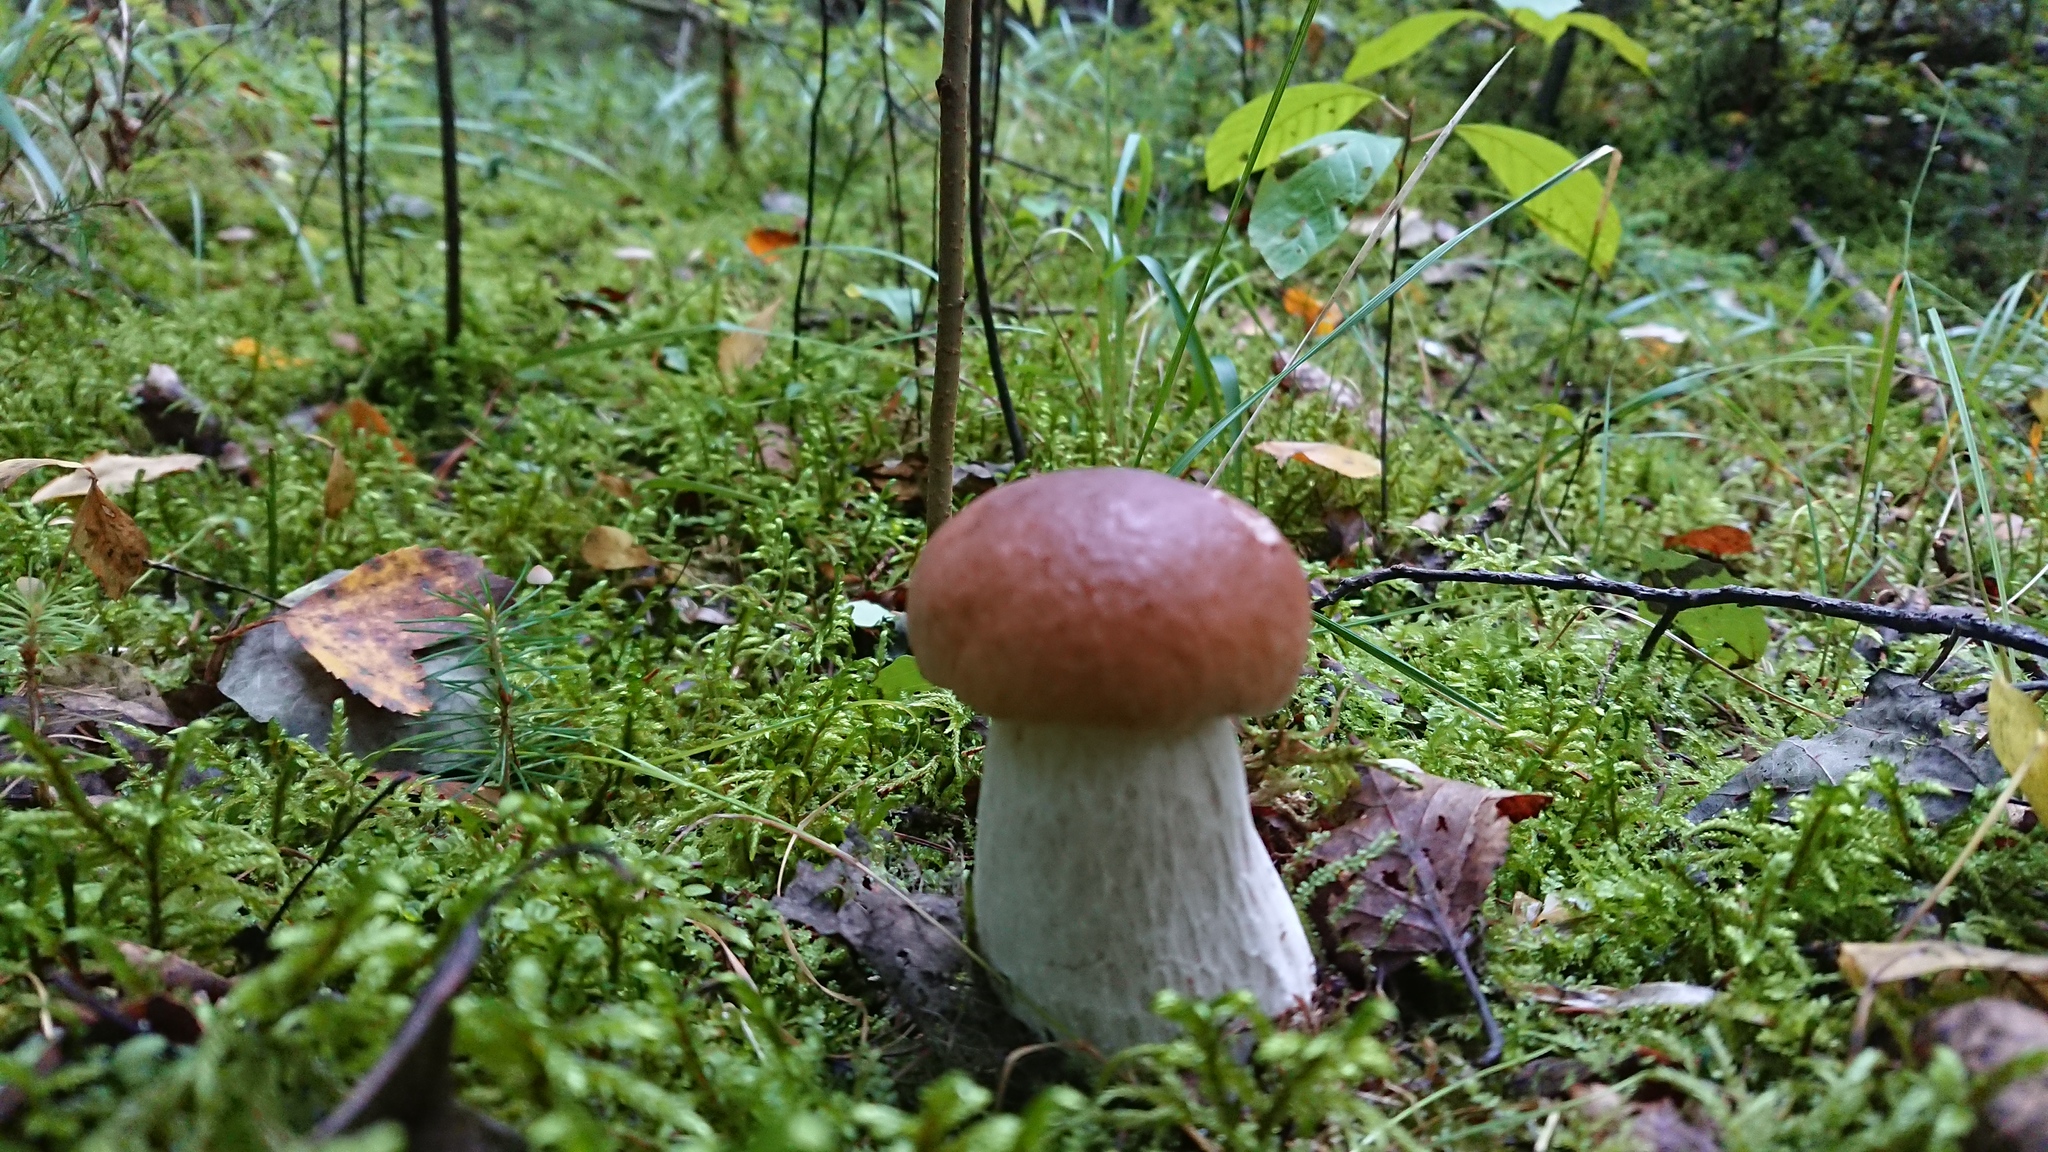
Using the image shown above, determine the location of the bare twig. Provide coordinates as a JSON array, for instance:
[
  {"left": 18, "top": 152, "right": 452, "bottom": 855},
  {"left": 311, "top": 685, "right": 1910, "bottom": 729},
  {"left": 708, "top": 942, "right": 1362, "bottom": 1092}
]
[
  {"left": 1317, "top": 565, "right": 2048, "bottom": 661},
  {"left": 147, "top": 560, "right": 283, "bottom": 606}
]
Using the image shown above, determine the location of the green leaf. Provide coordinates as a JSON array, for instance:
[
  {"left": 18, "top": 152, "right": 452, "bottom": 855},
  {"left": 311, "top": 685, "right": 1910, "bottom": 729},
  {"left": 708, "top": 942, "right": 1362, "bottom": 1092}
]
[
  {"left": 1343, "top": 10, "right": 1488, "bottom": 79},
  {"left": 875, "top": 655, "right": 937, "bottom": 699},
  {"left": 1506, "top": 7, "right": 1568, "bottom": 42},
  {"left": 1247, "top": 130, "right": 1403, "bottom": 279},
  {"left": 1203, "top": 83, "right": 1375, "bottom": 191},
  {"left": 1456, "top": 123, "right": 1620, "bottom": 273},
  {"left": 1561, "top": 12, "right": 1650, "bottom": 71},
  {"left": 1674, "top": 604, "right": 1769, "bottom": 666}
]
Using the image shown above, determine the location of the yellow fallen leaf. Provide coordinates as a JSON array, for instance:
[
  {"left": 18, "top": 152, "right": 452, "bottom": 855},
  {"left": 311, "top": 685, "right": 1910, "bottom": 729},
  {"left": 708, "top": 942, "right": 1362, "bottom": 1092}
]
[
  {"left": 581, "top": 526, "right": 654, "bottom": 570},
  {"left": 72, "top": 481, "right": 151, "bottom": 597},
  {"left": 718, "top": 300, "right": 782, "bottom": 376},
  {"left": 1990, "top": 675, "right": 2048, "bottom": 819},
  {"left": 1254, "top": 440, "right": 1383, "bottom": 479},
  {"left": 323, "top": 449, "right": 356, "bottom": 520},
  {"left": 31, "top": 452, "right": 209, "bottom": 503}
]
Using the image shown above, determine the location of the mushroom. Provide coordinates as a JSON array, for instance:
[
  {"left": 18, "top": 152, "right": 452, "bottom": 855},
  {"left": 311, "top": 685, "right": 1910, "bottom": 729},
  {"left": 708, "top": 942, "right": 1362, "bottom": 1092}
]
[{"left": 908, "top": 467, "right": 1316, "bottom": 1050}]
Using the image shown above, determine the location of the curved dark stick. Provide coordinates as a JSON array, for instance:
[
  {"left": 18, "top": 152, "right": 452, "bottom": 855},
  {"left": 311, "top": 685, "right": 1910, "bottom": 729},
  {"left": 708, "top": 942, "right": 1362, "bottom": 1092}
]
[{"left": 1315, "top": 565, "right": 2048, "bottom": 662}]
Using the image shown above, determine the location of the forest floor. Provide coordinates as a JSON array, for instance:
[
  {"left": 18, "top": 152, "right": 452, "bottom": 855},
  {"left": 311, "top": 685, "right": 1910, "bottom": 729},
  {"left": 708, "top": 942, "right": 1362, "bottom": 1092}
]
[{"left": 2, "top": 5, "right": 2046, "bottom": 1150}]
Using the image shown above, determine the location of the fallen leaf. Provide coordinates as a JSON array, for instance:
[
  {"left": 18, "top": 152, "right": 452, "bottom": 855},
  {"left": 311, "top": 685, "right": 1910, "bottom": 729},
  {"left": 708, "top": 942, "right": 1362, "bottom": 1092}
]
[
  {"left": 1916, "top": 999, "right": 2048, "bottom": 1152},
  {"left": 72, "top": 482, "right": 151, "bottom": 597},
  {"left": 2031, "top": 389, "right": 2048, "bottom": 429},
  {"left": 718, "top": 300, "right": 781, "bottom": 376},
  {"left": 323, "top": 449, "right": 356, "bottom": 520},
  {"left": 1281, "top": 286, "right": 1342, "bottom": 336},
  {"left": 875, "top": 655, "right": 937, "bottom": 699},
  {"left": 745, "top": 227, "right": 802, "bottom": 262},
  {"left": 594, "top": 472, "right": 635, "bottom": 500},
  {"left": 329, "top": 330, "right": 364, "bottom": 355},
  {"left": 754, "top": 421, "right": 797, "bottom": 475},
  {"left": 220, "top": 571, "right": 484, "bottom": 772},
  {"left": 1255, "top": 440, "right": 1383, "bottom": 479},
  {"left": 43, "top": 654, "right": 176, "bottom": 729},
  {"left": 1664, "top": 525, "right": 1754, "bottom": 558},
  {"left": 281, "top": 547, "right": 496, "bottom": 715},
  {"left": 30, "top": 452, "right": 208, "bottom": 503},
  {"left": 116, "top": 942, "right": 233, "bottom": 999},
  {"left": 1841, "top": 941, "right": 2048, "bottom": 996},
  {"left": 613, "top": 245, "right": 657, "bottom": 262},
  {"left": 760, "top": 189, "right": 808, "bottom": 217},
  {"left": 1300, "top": 764, "right": 1550, "bottom": 975},
  {"left": 0, "top": 458, "right": 83, "bottom": 491},
  {"left": 131, "top": 365, "right": 231, "bottom": 457},
  {"left": 581, "top": 526, "right": 654, "bottom": 570},
  {"left": 1688, "top": 672, "right": 2003, "bottom": 824}
]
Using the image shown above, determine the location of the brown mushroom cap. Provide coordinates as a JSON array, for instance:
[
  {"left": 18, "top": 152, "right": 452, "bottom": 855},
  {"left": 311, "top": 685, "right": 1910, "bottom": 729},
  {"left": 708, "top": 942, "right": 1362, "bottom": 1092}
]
[{"left": 908, "top": 468, "right": 1310, "bottom": 727}]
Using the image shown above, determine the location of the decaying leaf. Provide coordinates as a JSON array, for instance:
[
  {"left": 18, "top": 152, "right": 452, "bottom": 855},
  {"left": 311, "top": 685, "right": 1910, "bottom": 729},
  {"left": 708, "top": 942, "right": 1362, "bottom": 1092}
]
[
  {"left": 280, "top": 547, "right": 496, "bottom": 715},
  {"left": 1916, "top": 999, "right": 2048, "bottom": 1152},
  {"left": 31, "top": 452, "right": 208, "bottom": 503},
  {"left": 116, "top": 942, "right": 233, "bottom": 1000},
  {"left": 1687, "top": 672, "right": 2004, "bottom": 825},
  {"left": 72, "top": 482, "right": 151, "bottom": 597},
  {"left": 323, "top": 449, "right": 356, "bottom": 520},
  {"left": 1517, "top": 981, "right": 1717, "bottom": 1014},
  {"left": 744, "top": 227, "right": 802, "bottom": 261},
  {"left": 0, "top": 457, "right": 84, "bottom": 491},
  {"left": 1664, "top": 525, "right": 1753, "bottom": 558},
  {"left": 43, "top": 654, "right": 176, "bottom": 729},
  {"left": 1991, "top": 676, "right": 2048, "bottom": 819},
  {"left": 718, "top": 300, "right": 782, "bottom": 376},
  {"left": 1300, "top": 764, "right": 1550, "bottom": 976},
  {"left": 753, "top": 421, "right": 797, "bottom": 475},
  {"left": 220, "top": 571, "right": 483, "bottom": 772},
  {"left": 1255, "top": 440, "right": 1382, "bottom": 479},
  {"left": 1840, "top": 941, "right": 2048, "bottom": 999},
  {"left": 581, "top": 526, "right": 654, "bottom": 570}
]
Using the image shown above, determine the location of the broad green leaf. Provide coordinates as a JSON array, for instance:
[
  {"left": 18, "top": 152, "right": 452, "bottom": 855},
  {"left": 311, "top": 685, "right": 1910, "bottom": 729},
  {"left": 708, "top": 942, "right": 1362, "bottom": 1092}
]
[
  {"left": 1247, "top": 130, "right": 1402, "bottom": 278},
  {"left": 1457, "top": 123, "right": 1620, "bottom": 272},
  {"left": 847, "top": 284, "right": 922, "bottom": 326},
  {"left": 1204, "top": 83, "right": 1375, "bottom": 191},
  {"left": 1005, "top": 0, "right": 1045, "bottom": 25},
  {"left": 1991, "top": 676, "right": 2048, "bottom": 819},
  {"left": 1507, "top": 7, "right": 1570, "bottom": 43},
  {"left": 1344, "top": 10, "right": 1488, "bottom": 79},
  {"left": 875, "top": 655, "right": 937, "bottom": 699},
  {"left": 1673, "top": 603, "right": 1768, "bottom": 666},
  {"left": 1496, "top": 0, "right": 1579, "bottom": 18},
  {"left": 1562, "top": 12, "right": 1650, "bottom": 71}
]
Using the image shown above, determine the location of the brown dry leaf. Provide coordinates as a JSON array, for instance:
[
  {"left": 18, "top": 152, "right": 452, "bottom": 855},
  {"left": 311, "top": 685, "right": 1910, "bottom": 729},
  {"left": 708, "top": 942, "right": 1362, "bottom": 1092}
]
[
  {"left": 72, "top": 482, "right": 151, "bottom": 597},
  {"left": 323, "top": 449, "right": 356, "bottom": 520},
  {"left": 1301, "top": 764, "right": 1551, "bottom": 969},
  {"left": 1255, "top": 440, "right": 1382, "bottom": 479},
  {"left": 754, "top": 421, "right": 797, "bottom": 475},
  {"left": 1916, "top": 999, "right": 2048, "bottom": 1152},
  {"left": 581, "top": 526, "right": 654, "bottom": 570},
  {"left": 281, "top": 547, "right": 494, "bottom": 715},
  {"left": 1280, "top": 286, "right": 1342, "bottom": 336},
  {"left": 0, "top": 457, "right": 84, "bottom": 491},
  {"left": 718, "top": 300, "right": 782, "bottom": 376},
  {"left": 594, "top": 472, "right": 635, "bottom": 501},
  {"left": 116, "top": 941, "right": 233, "bottom": 999},
  {"left": 1664, "top": 525, "right": 1754, "bottom": 558},
  {"left": 1839, "top": 941, "right": 2048, "bottom": 1000},
  {"left": 31, "top": 452, "right": 208, "bottom": 503}
]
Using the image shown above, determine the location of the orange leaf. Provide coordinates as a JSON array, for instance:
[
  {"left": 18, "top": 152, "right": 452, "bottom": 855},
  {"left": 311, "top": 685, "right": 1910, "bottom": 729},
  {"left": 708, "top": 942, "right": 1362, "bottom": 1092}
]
[
  {"left": 72, "top": 482, "right": 151, "bottom": 598},
  {"left": 333, "top": 398, "right": 414, "bottom": 464},
  {"left": 1663, "top": 526, "right": 1753, "bottom": 558},
  {"left": 745, "top": 228, "right": 802, "bottom": 262},
  {"left": 281, "top": 547, "right": 496, "bottom": 715},
  {"left": 1281, "top": 286, "right": 1342, "bottom": 337}
]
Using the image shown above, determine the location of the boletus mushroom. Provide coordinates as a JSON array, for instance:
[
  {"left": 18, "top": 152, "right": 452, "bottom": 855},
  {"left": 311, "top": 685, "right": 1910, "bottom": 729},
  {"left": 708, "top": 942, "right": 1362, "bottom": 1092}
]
[{"left": 908, "top": 467, "right": 1315, "bottom": 1050}]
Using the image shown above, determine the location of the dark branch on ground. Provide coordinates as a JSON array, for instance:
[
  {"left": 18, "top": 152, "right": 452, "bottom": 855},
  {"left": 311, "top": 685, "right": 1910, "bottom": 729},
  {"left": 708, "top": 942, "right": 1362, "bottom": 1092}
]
[{"left": 1316, "top": 564, "right": 2048, "bottom": 662}]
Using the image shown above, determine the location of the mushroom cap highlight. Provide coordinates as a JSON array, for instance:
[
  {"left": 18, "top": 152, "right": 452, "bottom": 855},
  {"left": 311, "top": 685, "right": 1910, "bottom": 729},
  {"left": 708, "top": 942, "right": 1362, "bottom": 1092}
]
[{"left": 908, "top": 468, "right": 1310, "bottom": 728}]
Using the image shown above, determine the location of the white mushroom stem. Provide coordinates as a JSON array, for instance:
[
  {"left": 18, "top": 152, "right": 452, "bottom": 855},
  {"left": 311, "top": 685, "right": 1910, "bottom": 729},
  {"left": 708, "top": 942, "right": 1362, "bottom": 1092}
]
[{"left": 971, "top": 716, "right": 1316, "bottom": 1050}]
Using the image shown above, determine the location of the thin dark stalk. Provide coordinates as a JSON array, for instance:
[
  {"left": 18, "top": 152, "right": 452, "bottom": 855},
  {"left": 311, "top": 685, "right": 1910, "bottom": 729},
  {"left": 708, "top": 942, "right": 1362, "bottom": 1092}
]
[
  {"left": 1233, "top": 0, "right": 1253, "bottom": 102},
  {"left": 336, "top": 0, "right": 360, "bottom": 303},
  {"left": 352, "top": 0, "right": 370, "bottom": 298},
  {"left": 792, "top": 0, "right": 827, "bottom": 364},
  {"left": 429, "top": 0, "right": 461, "bottom": 344},
  {"left": 1445, "top": 227, "right": 1512, "bottom": 405},
  {"left": 265, "top": 775, "right": 407, "bottom": 934},
  {"left": 1379, "top": 111, "right": 1412, "bottom": 529},
  {"left": 969, "top": 0, "right": 1025, "bottom": 461},
  {"left": 926, "top": 0, "right": 975, "bottom": 529},
  {"left": 1316, "top": 565, "right": 2048, "bottom": 661},
  {"left": 878, "top": 5, "right": 906, "bottom": 288}
]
